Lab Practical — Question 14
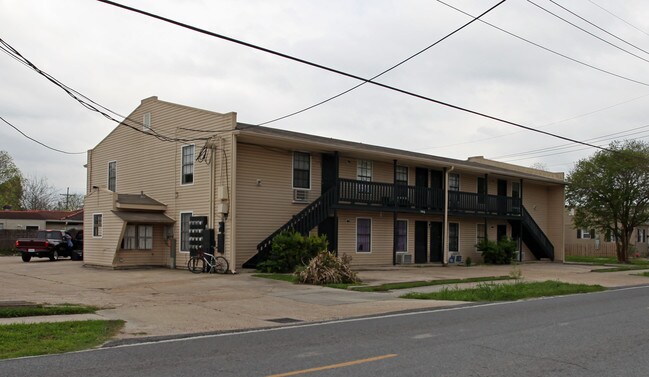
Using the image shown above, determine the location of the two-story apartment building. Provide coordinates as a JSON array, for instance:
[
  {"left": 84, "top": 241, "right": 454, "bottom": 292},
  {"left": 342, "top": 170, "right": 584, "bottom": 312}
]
[{"left": 84, "top": 97, "right": 565, "bottom": 271}]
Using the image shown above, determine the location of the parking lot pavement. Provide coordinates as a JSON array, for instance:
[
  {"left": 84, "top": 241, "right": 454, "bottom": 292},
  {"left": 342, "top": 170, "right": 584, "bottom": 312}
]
[{"left": 0, "top": 257, "right": 647, "bottom": 340}]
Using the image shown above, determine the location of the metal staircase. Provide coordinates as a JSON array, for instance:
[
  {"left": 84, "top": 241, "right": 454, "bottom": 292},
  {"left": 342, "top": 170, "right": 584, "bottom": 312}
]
[
  {"left": 509, "top": 206, "right": 554, "bottom": 261},
  {"left": 242, "top": 186, "right": 336, "bottom": 268}
]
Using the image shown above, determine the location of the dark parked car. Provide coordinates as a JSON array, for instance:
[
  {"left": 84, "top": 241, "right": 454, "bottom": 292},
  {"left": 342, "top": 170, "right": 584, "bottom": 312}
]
[{"left": 15, "top": 229, "right": 82, "bottom": 262}]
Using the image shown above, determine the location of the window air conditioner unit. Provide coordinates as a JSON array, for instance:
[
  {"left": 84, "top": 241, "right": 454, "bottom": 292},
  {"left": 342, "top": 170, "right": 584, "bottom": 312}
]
[
  {"left": 294, "top": 189, "right": 309, "bottom": 202},
  {"left": 396, "top": 254, "right": 412, "bottom": 264}
]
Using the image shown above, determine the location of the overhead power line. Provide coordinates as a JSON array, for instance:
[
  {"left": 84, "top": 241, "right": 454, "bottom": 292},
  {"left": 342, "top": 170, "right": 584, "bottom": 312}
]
[
  {"left": 528, "top": 0, "right": 649, "bottom": 65},
  {"left": 547, "top": 0, "right": 649, "bottom": 56},
  {"left": 257, "top": 0, "right": 508, "bottom": 126},
  {"left": 0, "top": 116, "right": 86, "bottom": 155},
  {"left": 435, "top": 0, "right": 649, "bottom": 87},
  {"left": 586, "top": 0, "right": 649, "bottom": 38},
  {"left": 0, "top": 38, "right": 215, "bottom": 144},
  {"left": 96, "top": 0, "right": 612, "bottom": 153}
]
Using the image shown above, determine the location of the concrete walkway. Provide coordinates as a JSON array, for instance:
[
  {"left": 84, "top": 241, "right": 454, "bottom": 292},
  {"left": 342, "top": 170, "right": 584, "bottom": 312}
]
[{"left": 0, "top": 257, "right": 647, "bottom": 340}]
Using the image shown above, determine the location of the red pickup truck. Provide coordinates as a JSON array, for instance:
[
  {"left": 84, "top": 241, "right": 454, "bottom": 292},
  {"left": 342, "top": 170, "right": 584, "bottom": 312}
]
[{"left": 15, "top": 230, "right": 81, "bottom": 262}]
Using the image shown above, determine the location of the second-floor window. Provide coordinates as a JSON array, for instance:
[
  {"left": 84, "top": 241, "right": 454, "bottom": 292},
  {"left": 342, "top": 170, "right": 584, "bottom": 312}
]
[
  {"left": 293, "top": 152, "right": 311, "bottom": 189},
  {"left": 449, "top": 173, "right": 460, "bottom": 191},
  {"left": 357, "top": 160, "right": 373, "bottom": 182},
  {"left": 181, "top": 145, "right": 194, "bottom": 185},
  {"left": 577, "top": 229, "right": 594, "bottom": 239},
  {"left": 396, "top": 166, "right": 408, "bottom": 185},
  {"left": 108, "top": 161, "right": 116, "bottom": 191}
]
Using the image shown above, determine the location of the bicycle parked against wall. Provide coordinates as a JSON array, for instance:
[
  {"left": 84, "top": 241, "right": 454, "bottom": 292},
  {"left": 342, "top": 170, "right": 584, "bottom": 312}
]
[{"left": 187, "top": 250, "right": 229, "bottom": 274}]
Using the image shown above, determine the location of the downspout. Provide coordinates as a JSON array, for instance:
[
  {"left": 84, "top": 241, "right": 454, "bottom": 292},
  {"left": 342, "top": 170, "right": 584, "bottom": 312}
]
[
  {"left": 443, "top": 166, "right": 455, "bottom": 266},
  {"left": 230, "top": 132, "right": 237, "bottom": 273},
  {"left": 209, "top": 138, "right": 215, "bottom": 244},
  {"left": 519, "top": 178, "right": 524, "bottom": 262},
  {"left": 393, "top": 159, "right": 398, "bottom": 266}
]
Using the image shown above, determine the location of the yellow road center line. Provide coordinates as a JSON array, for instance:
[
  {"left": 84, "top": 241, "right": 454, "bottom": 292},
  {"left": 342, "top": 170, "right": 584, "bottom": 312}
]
[{"left": 267, "top": 353, "right": 398, "bottom": 377}]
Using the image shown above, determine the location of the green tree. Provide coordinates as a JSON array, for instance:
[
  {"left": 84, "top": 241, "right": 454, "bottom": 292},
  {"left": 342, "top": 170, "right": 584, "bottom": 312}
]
[
  {"left": 566, "top": 140, "right": 649, "bottom": 263},
  {"left": 0, "top": 150, "right": 23, "bottom": 210}
]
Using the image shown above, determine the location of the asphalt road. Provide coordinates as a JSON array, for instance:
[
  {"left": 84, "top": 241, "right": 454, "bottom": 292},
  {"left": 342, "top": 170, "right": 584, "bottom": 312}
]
[{"left": 3, "top": 286, "right": 649, "bottom": 377}]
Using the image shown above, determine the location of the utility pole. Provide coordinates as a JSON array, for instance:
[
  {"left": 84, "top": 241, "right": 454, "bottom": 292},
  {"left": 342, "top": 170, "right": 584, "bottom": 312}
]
[{"left": 60, "top": 187, "right": 70, "bottom": 210}]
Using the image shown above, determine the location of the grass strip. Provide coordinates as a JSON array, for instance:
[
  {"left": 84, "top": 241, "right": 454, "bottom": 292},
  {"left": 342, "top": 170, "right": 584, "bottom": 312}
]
[
  {"left": 633, "top": 271, "right": 649, "bottom": 277},
  {"left": 0, "top": 304, "right": 98, "bottom": 318},
  {"left": 566, "top": 256, "right": 649, "bottom": 266},
  {"left": 351, "top": 275, "right": 513, "bottom": 292},
  {"left": 401, "top": 280, "right": 605, "bottom": 301},
  {"left": 0, "top": 320, "right": 124, "bottom": 359},
  {"left": 592, "top": 266, "right": 649, "bottom": 273}
]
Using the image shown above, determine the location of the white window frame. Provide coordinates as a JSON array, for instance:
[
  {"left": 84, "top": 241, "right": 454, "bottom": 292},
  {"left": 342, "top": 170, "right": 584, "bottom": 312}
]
[
  {"left": 396, "top": 219, "right": 408, "bottom": 252},
  {"left": 357, "top": 160, "right": 373, "bottom": 182},
  {"left": 108, "top": 161, "right": 117, "bottom": 192},
  {"left": 123, "top": 224, "right": 137, "bottom": 249},
  {"left": 181, "top": 145, "right": 195, "bottom": 186},
  {"left": 143, "top": 112, "right": 151, "bottom": 132},
  {"left": 356, "top": 218, "right": 372, "bottom": 253},
  {"left": 137, "top": 225, "right": 153, "bottom": 249},
  {"left": 179, "top": 211, "right": 192, "bottom": 253},
  {"left": 292, "top": 151, "right": 311, "bottom": 190},
  {"left": 92, "top": 213, "right": 103, "bottom": 238},
  {"left": 578, "top": 228, "right": 592, "bottom": 239}
]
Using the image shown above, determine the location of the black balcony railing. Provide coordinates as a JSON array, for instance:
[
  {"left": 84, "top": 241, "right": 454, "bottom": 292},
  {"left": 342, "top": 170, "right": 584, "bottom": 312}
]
[{"left": 336, "top": 178, "right": 521, "bottom": 217}]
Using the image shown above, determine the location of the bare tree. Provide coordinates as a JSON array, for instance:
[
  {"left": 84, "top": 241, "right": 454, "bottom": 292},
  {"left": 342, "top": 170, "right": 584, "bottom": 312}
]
[
  {"left": 21, "top": 175, "right": 58, "bottom": 210},
  {"left": 56, "top": 193, "right": 85, "bottom": 210}
]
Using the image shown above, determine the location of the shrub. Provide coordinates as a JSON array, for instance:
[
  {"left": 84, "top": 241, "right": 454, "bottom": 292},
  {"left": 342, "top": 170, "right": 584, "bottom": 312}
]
[
  {"left": 465, "top": 257, "right": 472, "bottom": 267},
  {"left": 478, "top": 237, "right": 517, "bottom": 265},
  {"left": 298, "top": 251, "right": 360, "bottom": 285},
  {"left": 256, "top": 230, "right": 328, "bottom": 273}
]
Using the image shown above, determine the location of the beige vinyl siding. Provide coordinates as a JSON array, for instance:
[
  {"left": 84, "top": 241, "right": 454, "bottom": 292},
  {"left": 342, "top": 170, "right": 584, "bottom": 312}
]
[
  {"left": 114, "top": 225, "right": 167, "bottom": 267},
  {"left": 234, "top": 143, "right": 322, "bottom": 268},
  {"left": 336, "top": 209, "right": 393, "bottom": 266},
  {"left": 86, "top": 97, "right": 237, "bottom": 268},
  {"left": 338, "top": 158, "right": 393, "bottom": 183},
  {"left": 83, "top": 189, "right": 122, "bottom": 267}
]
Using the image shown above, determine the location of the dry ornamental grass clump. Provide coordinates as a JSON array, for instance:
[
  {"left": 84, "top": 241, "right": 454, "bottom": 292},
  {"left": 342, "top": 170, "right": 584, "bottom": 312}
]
[{"left": 298, "top": 251, "right": 360, "bottom": 285}]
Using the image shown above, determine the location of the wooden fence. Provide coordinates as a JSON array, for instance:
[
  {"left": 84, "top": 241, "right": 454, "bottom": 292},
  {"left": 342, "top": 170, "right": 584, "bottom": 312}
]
[
  {"left": 0, "top": 230, "right": 38, "bottom": 251},
  {"left": 565, "top": 243, "right": 618, "bottom": 258}
]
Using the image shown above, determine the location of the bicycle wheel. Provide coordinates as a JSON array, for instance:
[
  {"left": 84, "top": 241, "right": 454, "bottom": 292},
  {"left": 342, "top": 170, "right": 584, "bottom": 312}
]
[
  {"left": 213, "top": 256, "right": 229, "bottom": 274},
  {"left": 187, "top": 256, "right": 205, "bottom": 273}
]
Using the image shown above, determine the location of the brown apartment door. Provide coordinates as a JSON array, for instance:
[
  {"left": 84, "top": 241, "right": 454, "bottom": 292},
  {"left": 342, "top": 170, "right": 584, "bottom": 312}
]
[
  {"left": 415, "top": 221, "right": 428, "bottom": 264},
  {"left": 430, "top": 221, "right": 443, "bottom": 262},
  {"left": 415, "top": 168, "right": 428, "bottom": 208}
]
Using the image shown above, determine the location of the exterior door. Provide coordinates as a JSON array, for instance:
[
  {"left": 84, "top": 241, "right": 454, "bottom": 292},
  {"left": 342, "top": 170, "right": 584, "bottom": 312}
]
[
  {"left": 497, "top": 224, "right": 507, "bottom": 241},
  {"left": 415, "top": 221, "right": 428, "bottom": 264},
  {"left": 318, "top": 217, "right": 337, "bottom": 253},
  {"left": 497, "top": 179, "right": 507, "bottom": 215},
  {"left": 415, "top": 168, "right": 428, "bottom": 208},
  {"left": 430, "top": 170, "right": 443, "bottom": 209},
  {"left": 321, "top": 153, "right": 337, "bottom": 192},
  {"left": 430, "top": 221, "right": 443, "bottom": 262}
]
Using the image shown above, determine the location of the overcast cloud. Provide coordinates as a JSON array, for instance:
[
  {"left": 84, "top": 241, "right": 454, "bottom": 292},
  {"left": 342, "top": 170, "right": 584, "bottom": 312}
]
[{"left": 2, "top": 0, "right": 649, "bottom": 195}]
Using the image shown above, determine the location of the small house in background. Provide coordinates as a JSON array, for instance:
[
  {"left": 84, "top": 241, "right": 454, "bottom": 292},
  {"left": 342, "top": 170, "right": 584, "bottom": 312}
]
[
  {"left": 0, "top": 209, "right": 83, "bottom": 251},
  {"left": 0, "top": 209, "right": 83, "bottom": 231},
  {"left": 564, "top": 208, "right": 649, "bottom": 258},
  {"left": 84, "top": 97, "right": 566, "bottom": 271}
]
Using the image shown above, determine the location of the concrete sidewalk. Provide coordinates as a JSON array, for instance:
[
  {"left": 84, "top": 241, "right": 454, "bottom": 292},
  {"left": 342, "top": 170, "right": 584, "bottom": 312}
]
[{"left": 0, "top": 257, "right": 647, "bottom": 340}]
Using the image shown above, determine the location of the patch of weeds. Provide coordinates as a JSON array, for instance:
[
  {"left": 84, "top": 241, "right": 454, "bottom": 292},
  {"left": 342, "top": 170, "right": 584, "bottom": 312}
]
[
  {"left": 252, "top": 273, "right": 298, "bottom": 283},
  {"left": 401, "top": 280, "right": 605, "bottom": 301},
  {"left": 351, "top": 276, "right": 513, "bottom": 292},
  {"left": 0, "top": 304, "right": 99, "bottom": 318}
]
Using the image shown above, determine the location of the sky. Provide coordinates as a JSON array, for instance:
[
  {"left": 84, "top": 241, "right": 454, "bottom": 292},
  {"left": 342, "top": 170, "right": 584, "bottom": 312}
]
[{"left": 2, "top": 0, "right": 649, "bottom": 196}]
